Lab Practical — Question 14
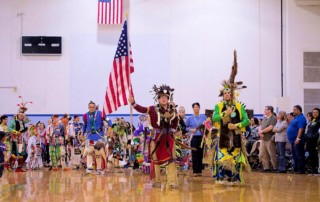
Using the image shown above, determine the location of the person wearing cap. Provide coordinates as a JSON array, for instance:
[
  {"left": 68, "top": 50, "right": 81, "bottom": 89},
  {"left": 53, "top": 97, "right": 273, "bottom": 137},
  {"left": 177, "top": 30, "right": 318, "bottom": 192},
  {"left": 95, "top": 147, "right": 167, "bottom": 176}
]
[
  {"left": 212, "top": 51, "right": 250, "bottom": 185},
  {"left": 82, "top": 101, "right": 107, "bottom": 175},
  {"left": 129, "top": 84, "right": 179, "bottom": 189}
]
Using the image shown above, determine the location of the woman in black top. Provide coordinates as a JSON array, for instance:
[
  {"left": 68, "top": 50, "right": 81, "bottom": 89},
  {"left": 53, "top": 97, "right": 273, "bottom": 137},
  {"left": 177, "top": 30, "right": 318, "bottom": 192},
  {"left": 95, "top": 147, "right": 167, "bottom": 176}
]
[{"left": 305, "top": 108, "right": 320, "bottom": 174}]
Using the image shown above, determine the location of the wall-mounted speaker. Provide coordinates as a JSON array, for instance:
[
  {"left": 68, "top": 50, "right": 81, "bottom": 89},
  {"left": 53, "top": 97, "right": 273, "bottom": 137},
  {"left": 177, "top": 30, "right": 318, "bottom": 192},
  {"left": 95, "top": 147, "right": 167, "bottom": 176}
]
[{"left": 22, "top": 36, "right": 62, "bottom": 55}]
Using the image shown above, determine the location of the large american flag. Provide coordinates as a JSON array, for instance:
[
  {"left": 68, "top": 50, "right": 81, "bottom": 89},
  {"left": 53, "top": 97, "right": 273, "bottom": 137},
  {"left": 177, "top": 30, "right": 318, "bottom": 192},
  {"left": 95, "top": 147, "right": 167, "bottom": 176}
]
[
  {"left": 103, "top": 21, "right": 134, "bottom": 115},
  {"left": 98, "top": 0, "right": 123, "bottom": 24}
]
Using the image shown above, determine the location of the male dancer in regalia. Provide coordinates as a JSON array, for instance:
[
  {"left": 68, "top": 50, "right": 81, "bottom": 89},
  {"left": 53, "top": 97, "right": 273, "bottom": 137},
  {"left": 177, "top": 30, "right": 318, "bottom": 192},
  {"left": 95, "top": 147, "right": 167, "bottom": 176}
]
[
  {"left": 8, "top": 98, "right": 31, "bottom": 172},
  {"left": 212, "top": 50, "right": 250, "bottom": 185},
  {"left": 47, "top": 114, "right": 65, "bottom": 171},
  {"left": 83, "top": 101, "right": 107, "bottom": 174},
  {"left": 129, "top": 84, "right": 179, "bottom": 189}
]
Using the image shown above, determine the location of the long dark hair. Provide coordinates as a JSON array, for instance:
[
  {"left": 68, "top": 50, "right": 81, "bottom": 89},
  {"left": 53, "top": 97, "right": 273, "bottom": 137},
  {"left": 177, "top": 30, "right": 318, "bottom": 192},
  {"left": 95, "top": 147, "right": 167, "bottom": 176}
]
[
  {"left": 0, "top": 115, "right": 8, "bottom": 124},
  {"left": 306, "top": 112, "right": 313, "bottom": 120},
  {"left": 312, "top": 108, "right": 320, "bottom": 120}
]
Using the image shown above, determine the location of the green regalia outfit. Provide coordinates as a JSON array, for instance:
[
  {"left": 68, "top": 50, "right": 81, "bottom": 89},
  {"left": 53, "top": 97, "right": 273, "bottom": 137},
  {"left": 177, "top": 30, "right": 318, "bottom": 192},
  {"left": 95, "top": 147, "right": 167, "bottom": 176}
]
[{"left": 212, "top": 50, "right": 250, "bottom": 185}]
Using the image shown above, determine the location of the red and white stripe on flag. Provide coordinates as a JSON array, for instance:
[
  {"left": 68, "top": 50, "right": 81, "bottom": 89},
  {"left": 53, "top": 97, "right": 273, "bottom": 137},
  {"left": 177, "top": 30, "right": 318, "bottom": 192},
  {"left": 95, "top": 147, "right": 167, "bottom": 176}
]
[
  {"left": 98, "top": 0, "right": 123, "bottom": 25},
  {"left": 103, "top": 21, "right": 134, "bottom": 116}
]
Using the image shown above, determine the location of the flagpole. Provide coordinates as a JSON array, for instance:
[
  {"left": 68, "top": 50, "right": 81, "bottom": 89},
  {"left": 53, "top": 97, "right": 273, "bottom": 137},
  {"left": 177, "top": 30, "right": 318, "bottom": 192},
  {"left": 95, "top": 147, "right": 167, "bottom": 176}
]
[{"left": 126, "top": 11, "right": 134, "bottom": 136}]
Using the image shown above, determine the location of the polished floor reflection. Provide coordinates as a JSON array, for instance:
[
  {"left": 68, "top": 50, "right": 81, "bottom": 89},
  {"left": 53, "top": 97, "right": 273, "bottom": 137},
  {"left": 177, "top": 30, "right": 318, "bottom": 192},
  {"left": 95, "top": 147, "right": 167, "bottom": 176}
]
[{"left": 0, "top": 168, "right": 319, "bottom": 202}]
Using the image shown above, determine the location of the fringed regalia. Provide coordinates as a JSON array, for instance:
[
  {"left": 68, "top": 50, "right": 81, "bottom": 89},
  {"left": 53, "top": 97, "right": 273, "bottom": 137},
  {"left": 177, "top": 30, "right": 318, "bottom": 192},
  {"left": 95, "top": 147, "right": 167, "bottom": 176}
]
[
  {"left": 212, "top": 101, "right": 249, "bottom": 184},
  {"left": 132, "top": 84, "right": 179, "bottom": 188},
  {"left": 8, "top": 96, "right": 32, "bottom": 172},
  {"left": 212, "top": 50, "right": 250, "bottom": 185},
  {"left": 82, "top": 103, "right": 107, "bottom": 174}
]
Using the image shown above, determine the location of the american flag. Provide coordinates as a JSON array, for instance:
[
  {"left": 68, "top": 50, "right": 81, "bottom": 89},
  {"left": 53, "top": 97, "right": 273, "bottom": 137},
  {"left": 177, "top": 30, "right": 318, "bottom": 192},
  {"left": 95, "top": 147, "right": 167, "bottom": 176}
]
[
  {"left": 103, "top": 21, "right": 134, "bottom": 115},
  {"left": 97, "top": 0, "right": 123, "bottom": 24}
]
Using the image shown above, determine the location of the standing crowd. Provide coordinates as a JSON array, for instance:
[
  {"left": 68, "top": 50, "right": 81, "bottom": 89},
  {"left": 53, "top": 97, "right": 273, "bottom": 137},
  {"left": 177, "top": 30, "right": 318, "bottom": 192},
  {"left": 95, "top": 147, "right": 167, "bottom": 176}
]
[
  {"left": 1, "top": 52, "right": 319, "bottom": 189},
  {"left": 0, "top": 99, "right": 319, "bottom": 186},
  {"left": 246, "top": 105, "right": 320, "bottom": 175}
]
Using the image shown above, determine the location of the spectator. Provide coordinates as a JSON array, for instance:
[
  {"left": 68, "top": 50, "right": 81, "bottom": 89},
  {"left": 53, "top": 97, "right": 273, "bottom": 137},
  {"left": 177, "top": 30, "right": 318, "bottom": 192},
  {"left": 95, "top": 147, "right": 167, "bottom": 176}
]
[
  {"left": 305, "top": 112, "right": 313, "bottom": 135},
  {"left": 186, "top": 102, "right": 207, "bottom": 177},
  {"left": 246, "top": 117, "right": 259, "bottom": 154},
  {"left": 273, "top": 111, "right": 288, "bottom": 173},
  {"left": 0, "top": 115, "right": 9, "bottom": 132},
  {"left": 287, "top": 105, "right": 307, "bottom": 174},
  {"left": 318, "top": 127, "right": 320, "bottom": 174},
  {"left": 250, "top": 117, "right": 260, "bottom": 140},
  {"left": 305, "top": 108, "right": 320, "bottom": 174},
  {"left": 259, "top": 106, "right": 278, "bottom": 172},
  {"left": 286, "top": 112, "right": 294, "bottom": 124},
  {"left": 0, "top": 131, "right": 8, "bottom": 177}
]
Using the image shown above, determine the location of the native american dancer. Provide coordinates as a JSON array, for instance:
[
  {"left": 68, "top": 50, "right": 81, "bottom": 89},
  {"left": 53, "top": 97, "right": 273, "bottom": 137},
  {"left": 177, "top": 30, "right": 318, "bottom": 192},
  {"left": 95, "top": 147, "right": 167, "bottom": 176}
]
[
  {"left": 212, "top": 50, "right": 250, "bottom": 185},
  {"left": 37, "top": 122, "right": 49, "bottom": 167},
  {"left": 26, "top": 125, "right": 43, "bottom": 169},
  {"left": 195, "top": 109, "right": 218, "bottom": 170},
  {"left": 111, "top": 129, "right": 125, "bottom": 168},
  {"left": 83, "top": 101, "right": 107, "bottom": 175},
  {"left": 129, "top": 84, "right": 179, "bottom": 189},
  {"left": 68, "top": 115, "right": 83, "bottom": 169},
  {"left": 60, "top": 114, "right": 72, "bottom": 169},
  {"left": 8, "top": 97, "right": 32, "bottom": 172},
  {"left": 131, "top": 115, "right": 151, "bottom": 170},
  {"left": 113, "top": 118, "right": 131, "bottom": 167},
  {"left": 47, "top": 114, "right": 66, "bottom": 171},
  {"left": 175, "top": 106, "right": 191, "bottom": 174}
]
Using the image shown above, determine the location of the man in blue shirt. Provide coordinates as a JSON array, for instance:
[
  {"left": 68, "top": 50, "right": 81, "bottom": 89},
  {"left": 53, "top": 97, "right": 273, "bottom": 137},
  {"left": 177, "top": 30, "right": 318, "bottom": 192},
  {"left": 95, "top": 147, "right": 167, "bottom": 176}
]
[
  {"left": 186, "top": 102, "right": 207, "bottom": 177},
  {"left": 287, "top": 105, "right": 307, "bottom": 174}
]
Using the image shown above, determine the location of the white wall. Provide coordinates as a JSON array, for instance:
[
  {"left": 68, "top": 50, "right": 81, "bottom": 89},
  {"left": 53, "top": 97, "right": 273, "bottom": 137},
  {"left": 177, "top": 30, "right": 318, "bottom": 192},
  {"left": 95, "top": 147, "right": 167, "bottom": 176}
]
[
  {"left": 284, "top": 0, "right": 320, "bottom": 113},
  {"left": 0, "top": 0, "right": 284, "bottom": 115}
]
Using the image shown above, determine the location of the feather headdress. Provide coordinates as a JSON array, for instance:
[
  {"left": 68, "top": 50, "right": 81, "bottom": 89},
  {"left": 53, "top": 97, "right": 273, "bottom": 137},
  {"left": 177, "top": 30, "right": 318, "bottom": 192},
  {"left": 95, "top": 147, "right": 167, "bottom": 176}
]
[
  {"left": 219, "top": 50, "right": 247, "bottom": 102},
  {"left": 151, "top": 84, "right": 175, "bottom": 101},
  {"left": 17, "top": 96, "right": 33, "bottom": 114}
]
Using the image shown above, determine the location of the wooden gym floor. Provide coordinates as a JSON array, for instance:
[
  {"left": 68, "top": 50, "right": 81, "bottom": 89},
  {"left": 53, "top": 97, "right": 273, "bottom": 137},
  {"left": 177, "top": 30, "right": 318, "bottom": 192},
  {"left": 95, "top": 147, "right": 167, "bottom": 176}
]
[{"left": 0, "top": 168, "right": 319, "bottom": 202}]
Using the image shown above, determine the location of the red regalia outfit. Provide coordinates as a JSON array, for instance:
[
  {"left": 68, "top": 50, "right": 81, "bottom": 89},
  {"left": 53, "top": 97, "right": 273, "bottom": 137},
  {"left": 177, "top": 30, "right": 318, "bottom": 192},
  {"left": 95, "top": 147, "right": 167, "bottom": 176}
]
[{"left": 132, "top": 85, "right": 178, "bottom": 188}]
